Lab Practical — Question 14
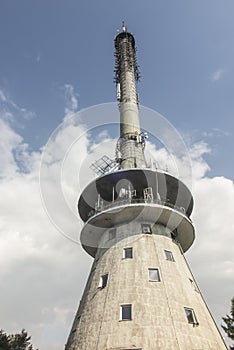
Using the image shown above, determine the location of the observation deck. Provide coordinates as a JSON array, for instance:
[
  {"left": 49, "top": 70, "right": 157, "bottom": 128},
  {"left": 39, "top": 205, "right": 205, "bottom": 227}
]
[{"left": 78, "top": 168, "right": 195, "bottom": 257}]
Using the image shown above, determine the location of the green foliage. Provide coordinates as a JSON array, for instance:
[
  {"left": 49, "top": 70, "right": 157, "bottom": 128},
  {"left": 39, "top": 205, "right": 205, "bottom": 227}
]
[
  {"left": 222, "top": 297, "right": 234, "bottom": 349},
  {"left": 0, "top": 329, "right": 37, "bottom": 350}
]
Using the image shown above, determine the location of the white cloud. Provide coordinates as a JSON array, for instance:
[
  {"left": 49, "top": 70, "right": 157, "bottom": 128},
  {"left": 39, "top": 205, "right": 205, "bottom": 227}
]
[
  {"left": 0, "top": 119, "right": 24, "bottom": 177},
  {"left": 145, "top": 139, "right": 210, "bottom": 187},
  {"left": 211, "top": 69, "right": 225, "bottom": 82},
  {"left": 0, "top": 88, "right": 36, "bottom": 122},
  {"left": 63, "top": 84, "right": 79, "bottom": 116},
  {"left": 187, "top": 175, "right": 234, "bottom": 345},
  {"left": 202, "top": 127, "right": 230, "bottom": 138},
  {"left": 0, "top": 101, "right": 233, "bottom": 348},
  {"left": 0, "top": 116, "right": 92, "bottom": 349},
  {"left": 0, "top": 88, "right": 7, "bottom": 102}
]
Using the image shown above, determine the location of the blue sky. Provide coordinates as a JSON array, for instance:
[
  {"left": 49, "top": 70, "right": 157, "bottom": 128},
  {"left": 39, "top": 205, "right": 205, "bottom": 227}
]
[
  {"left": 0, "top": 0, "right": 234, "bottom": 177},
  {"left": 0, "top": 1, "right": 234, "bottom": 349}
]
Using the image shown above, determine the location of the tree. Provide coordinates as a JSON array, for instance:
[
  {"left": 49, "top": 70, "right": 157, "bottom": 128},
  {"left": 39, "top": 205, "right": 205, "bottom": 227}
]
[
  {"left": 0, "top": 330, "right": 9, "bottom": 349},
  {"left": 222, "top": 297, "right": 234, "bottom": 350},
  {"left": 0, "top": 329, "right": 38, "bottom": 350}
]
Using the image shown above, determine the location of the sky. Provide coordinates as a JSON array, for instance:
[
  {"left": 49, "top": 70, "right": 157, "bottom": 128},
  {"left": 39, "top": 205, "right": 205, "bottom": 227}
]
[{"left": 0, "top": 1, "right": 234, "bottom": 349}]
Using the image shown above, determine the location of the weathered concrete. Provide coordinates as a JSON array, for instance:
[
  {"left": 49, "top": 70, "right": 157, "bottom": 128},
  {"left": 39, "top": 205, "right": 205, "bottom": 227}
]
[{"left": 65, "top": 223, "right": 227, "bottom": 349}]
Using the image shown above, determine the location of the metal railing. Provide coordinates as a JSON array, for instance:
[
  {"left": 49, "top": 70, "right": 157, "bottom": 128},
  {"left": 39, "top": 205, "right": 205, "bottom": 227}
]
[{"left": 88, "top": 197, "right": 190, "bottom": 221}]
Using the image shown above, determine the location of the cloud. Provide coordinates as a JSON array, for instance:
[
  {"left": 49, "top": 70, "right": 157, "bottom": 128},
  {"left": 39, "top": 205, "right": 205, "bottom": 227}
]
[
  {"left": 187, "top": 175, "right": 234, "bottom": 345},
  {"left": 202, "top": 127, "right": 230, "bottom": 138},
  {"left": 0, "top": 88, "right": 36, "bottom": 122},
  {"left": 0, "top": 116, "right": 92, "bottom": 350},
  {"left": 145, "top": 139, "right": 210, "bottom": 187},
  {"left": 63, "top": 84, "right": 79, "bottom": 116},
  {"left": 0, "top": 89, "right": 7, "bottom": 102},
  {"left": 211, "top": 69, "right": 225, "bottom": 82},
  {"left": 0, "top": 100, "right": 232, "bottom": 348},
  {"left": 0, "top": 119, "right": 24, "bottom": 178}
]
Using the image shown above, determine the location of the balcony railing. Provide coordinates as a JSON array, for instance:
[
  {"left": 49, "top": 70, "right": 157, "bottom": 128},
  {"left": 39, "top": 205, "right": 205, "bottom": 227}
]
[{"left": 87, "top": 197, "right": 190, "bottom": 221}]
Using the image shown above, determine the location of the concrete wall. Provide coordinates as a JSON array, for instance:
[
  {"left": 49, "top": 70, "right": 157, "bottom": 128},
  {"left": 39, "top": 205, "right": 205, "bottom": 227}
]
[{"left": 65, "top": 223, "right": 227, "bottom": 349}]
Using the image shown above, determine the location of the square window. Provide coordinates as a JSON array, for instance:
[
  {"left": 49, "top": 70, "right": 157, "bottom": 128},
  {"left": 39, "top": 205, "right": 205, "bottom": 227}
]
[
  {"left": 109, "top": 228, "right": 116, "bottom": 240},
  {"left": 120, "top": 304, "right": 132, "bottom": 320},
  {"left": 184, "top": 307, "right": 198, "bottom": 325},
  {"left": 123, "top": 247, "right": 133, "bottom": 259},
  {"left": 148, "top": 268, "right": 160, "bottom": 282},
  {"left": 141, "top": 223, "right": 152, "bottom": 234},
  {"left": 98, "top": 273, "right": 108, "bottom": 288},
  {"left": 165, "top": 250, "right": 174, "bottom": 261}
]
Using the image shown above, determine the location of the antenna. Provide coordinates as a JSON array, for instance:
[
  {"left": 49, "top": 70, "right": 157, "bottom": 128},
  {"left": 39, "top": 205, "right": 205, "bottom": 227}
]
[
  {"left": 90, "top": 155, "right": 117, "bottom": 176},
  {"left": 114, "top": 25, "right": 145, "bottom": 169}
]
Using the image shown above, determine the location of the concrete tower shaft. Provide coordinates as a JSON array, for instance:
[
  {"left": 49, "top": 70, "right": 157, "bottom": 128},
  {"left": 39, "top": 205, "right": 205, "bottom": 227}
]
[{"left": 114, "top": 25, "right": 146, "bottom": 169}]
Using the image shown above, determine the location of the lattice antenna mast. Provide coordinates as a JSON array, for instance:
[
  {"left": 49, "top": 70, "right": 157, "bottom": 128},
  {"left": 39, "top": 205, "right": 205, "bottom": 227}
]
[{"left": 114, "top": 22, "right": 147, "bottom": 169}]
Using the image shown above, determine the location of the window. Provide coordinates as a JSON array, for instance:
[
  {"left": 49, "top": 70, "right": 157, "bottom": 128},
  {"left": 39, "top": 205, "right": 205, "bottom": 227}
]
[
  {"left": 98, "top": 273, "right": 108, "bottom": 288},
  {"left": 109, "top": 228, "right": 116, "bottom": 241},
  {"left": 141, "top": 223, "right": 152, "bottom": 234},
  {"left": 123, "top": 247, "right": 133, "bottom": 259},
  {"left": 184, "top": 307, "right": 199, "bottom": 325},
  {"left": 171, "top": 230, "right": 178, "bottom": 241},
  {"left": 120, "top": 304, "right": 132, "bottom": 320},
  {"left": 148, "top": 268, "right": 160, "bottom": 282},
  {"left": 75, "top": 315, "right": 81, "bottom": 323},
  {"left": 189, "top": 278, "right": 199, "bottom": 293},
  {"left": 165, "top": 250, "right": 174, "bottom": 261}
]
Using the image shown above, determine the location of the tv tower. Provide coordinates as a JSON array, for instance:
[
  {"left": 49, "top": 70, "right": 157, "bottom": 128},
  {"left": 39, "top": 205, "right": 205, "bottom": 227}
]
[{"left": 65, "top": 23, "right": 227, "bottom": 349}]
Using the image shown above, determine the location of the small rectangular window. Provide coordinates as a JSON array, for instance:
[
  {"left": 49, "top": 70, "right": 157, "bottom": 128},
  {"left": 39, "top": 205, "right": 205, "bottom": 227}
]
[
  {"left": 189, "top": 278, "right": 199, "bottom": 293},
  {"left": 98, "top": 273, "right": 108, "bottom": 288},
  {"left": 148, "top": 268, "right": 160, "bottom": 282},
  {"left": 123, "top": 247, "right": 133, "bottom": 259},
  {"left": 184, "top": 307, "right": 198, "bottom": 325},
  {"left": 165, "top": 250, "right": 174, "bottom": 261},
  {"left": 120, "top": 304, "right": 132, "bottom": 320},
  {"left": 141, "top": 223, "right": 152, "bottom": 234},
  {"left": 109, "top": 228, "right": 116, "bottom": 240}
]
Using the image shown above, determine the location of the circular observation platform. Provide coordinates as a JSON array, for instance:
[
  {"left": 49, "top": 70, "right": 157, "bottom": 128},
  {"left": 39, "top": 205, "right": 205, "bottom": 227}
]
[
  {"left": 78, "top": 168, "right": 193, "bottom": 222},
  {"left": 80, "top": 201, "right": 195, "bottom": 257},
  {"left": 78, "top": 168, "right": 195, "bottom": 257}
]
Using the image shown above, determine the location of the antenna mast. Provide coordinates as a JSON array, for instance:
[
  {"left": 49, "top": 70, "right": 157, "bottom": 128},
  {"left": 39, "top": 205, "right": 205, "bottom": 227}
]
[{"left": 114, "top": 22, "right": 147, "bottom": 169}]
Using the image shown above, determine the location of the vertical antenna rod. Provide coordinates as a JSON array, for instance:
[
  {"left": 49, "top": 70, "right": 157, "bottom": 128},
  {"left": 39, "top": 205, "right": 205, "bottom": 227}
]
[{"left": 114, "top": 22, "right": 147, "bottom": 169}]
